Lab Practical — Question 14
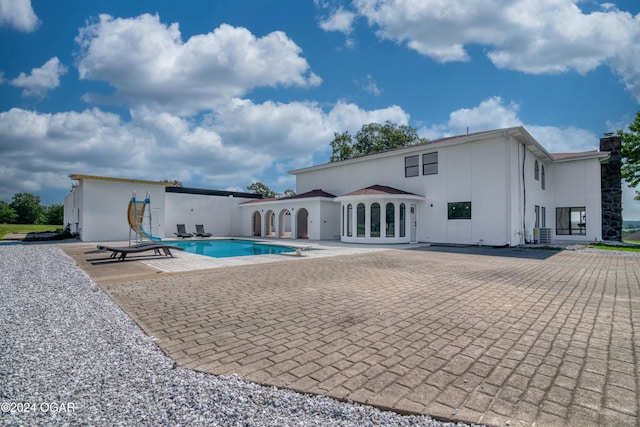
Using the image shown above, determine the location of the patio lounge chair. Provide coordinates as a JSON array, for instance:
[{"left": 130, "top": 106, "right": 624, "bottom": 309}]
[
  {"left": 174, "top": 224, "right": 194, "bottom": 238},
  {"left": 97, "top": 243, "right": 184, "bottom": 261},
  {"left": 195, "top": 224, "right": 212, "bottom": 237}
]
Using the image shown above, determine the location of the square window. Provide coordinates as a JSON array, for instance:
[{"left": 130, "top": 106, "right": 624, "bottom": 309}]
[
  {"left": 556, "top": 207, "right": 586, "bottom": 235},
  {"left": 423, "top": 152, "right": 438, "bottom": 175},
  {"left": 405, "top": 155, "right": 419, "bottom": 177}
]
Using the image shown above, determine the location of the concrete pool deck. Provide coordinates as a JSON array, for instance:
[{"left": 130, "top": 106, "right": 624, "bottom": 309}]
[{"left": 61, "top": 241, "right": 640, "bottom": 426}]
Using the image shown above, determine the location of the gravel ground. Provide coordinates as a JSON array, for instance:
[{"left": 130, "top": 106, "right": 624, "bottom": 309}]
[{"left": 0, "top": 244, "right": 477, "bottom": 427}]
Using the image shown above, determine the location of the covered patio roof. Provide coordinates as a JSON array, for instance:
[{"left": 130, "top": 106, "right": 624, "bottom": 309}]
[{"left": 334, "top": 185, "right": 424, "bottom": 202}]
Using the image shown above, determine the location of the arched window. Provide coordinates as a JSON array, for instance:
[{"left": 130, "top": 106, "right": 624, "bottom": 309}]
[
  {"left": 386, "top": 203, "right": 395, "bottom": 237},
  {"left": 534, "top": 160, "right": 539, "bottom": 181},
  {"left": 347, "top": 204, "right": 353, "bottom": 237},
  {"left": 357, "top": 203, "right": 366, "bottom": 237},
  {"left": 541, "top": 165, "right": 546, "bottom": 190},
  {"left": 371, "top": 203, "right": 381, "bottom": 237},
  {"left": 399, "top": 203, "right": 406, "bottom": 238}
]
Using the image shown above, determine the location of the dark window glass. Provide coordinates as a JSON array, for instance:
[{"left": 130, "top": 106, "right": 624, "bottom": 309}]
[
  {"left": 357, "top": 203, "right": 365, "bottom": 237},
  {"left": 556, "top": 207, "right": 586, "bottom": 235},
  {"left": 386, "top": 203, "right": 395, "bottom": 237},
  {"left": 448, "top": 202, "right": 471, "bottom": 220},
  {"left": 405, "top": 155, "right": 419, "bottom": 177},
  {"left": 370, "top": 203, "right": 381, "bottom": 237},
  {"left": 423, "top": 152, "right": 438, "bottom": 175}
]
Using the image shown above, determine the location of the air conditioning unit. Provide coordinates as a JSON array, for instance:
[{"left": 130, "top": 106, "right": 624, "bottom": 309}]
[{"left": 539, "top": 228, "right": 552, "bottom": 244}]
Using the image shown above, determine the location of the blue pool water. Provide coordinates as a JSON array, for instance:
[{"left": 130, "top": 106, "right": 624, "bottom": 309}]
[{"left": 169, "top": 239, "right": 295, "bottom": 258}]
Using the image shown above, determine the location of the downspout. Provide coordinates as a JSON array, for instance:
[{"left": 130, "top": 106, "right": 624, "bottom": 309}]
[
  {"left": 505, "top": 130, "right": 512, "bottom": 246},
  {"left": 522, "top": 143, "right": 526, "bottom": 244}
]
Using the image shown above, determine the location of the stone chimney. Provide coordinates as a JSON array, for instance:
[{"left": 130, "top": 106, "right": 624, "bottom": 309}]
[{"left": 600, "top": 133, "right": 622, "bottom": 241}]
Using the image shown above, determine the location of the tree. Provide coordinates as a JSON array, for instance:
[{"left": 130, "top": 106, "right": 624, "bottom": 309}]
[
  {"left": 329, "top": 121, "right": 427, "bottom": 162},
  {"left": 0, "top": 201, "right": 18, "bottom": 223},
  {"left": 619, "top": 110, "right": 640, "bottom": 200},
  {"left": 330, "top": 131, "right": 354, "bottom": 162},
  {"left": 282, "top": 189, "right": 296, "bottom": 198},
  {"left": 10, "top": 193, "right": 44, "bottom": 224},
  {"left": 247, "top": 182, "right": 278, "bottom": 199},
  {"left": 161, "top": 179, "right": 183, "bottom": 187},
  {"left": 44, "top": 204, "right": 64, "bottom": 225}
]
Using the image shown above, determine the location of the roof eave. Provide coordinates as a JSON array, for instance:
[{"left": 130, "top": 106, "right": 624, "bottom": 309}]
[
  {"left": 552, "top": 152, "right": 611, "bottom": 163},
  {"left": 69, "top": 174, "right": 171, "bottom": 186},
  {"left": 334, "top": 193, "right": 425, "bottom": 202}
]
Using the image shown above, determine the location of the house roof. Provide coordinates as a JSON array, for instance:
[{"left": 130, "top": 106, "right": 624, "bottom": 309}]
[
  {"left": 341, "top": 185, "right": 419, "bottom": 197},
  {"left": 285, "top": 189, "right": 337, "bottom": 199},
  {"left": 335, "top": 185, "right": 424, "bottom": 201},
  {"left": 240, "top": 189, "right": 336, "bottom": 205},
  {"left": 551, "top": 151, "right": 610, "bottom": 162},
  {"left": 241, "top": 198, "right": 280, "bottom": 204},
  {"left": 166, "top": 186, "right": 261, "bottom": 199}
]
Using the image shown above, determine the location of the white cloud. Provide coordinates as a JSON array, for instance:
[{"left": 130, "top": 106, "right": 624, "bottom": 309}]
[
  {"left": 0, "top": 0, "right": 39, "bottom": 32},
  {"left": 448, "top": 97, "right": 522, "bottom": 135},
  {"left": 327, "top": 100, "right": 409, "bottom": 133},
  {"left": 10, "top": 57, "right": 68, "bottom": 97},
  {"left": 0, "top": 100, "right": 411, "bottom": 200},
  {"left": 75, "top": 14, "right": 321, "bottom": 115},
  {"left": 419, "top": 96, "right": 599, "bottom": 153},
  {"left": 319, "top": 7, "right": 356, "bottom": 34},
  {"left": 356, "top": 74, "right": 382, "bottom": 96},
  {"left": 352, "top": 0, "right": 640, "bottom": 101},
  {"left": 526, "top": 125, "right": 599, "bottom": 153}
]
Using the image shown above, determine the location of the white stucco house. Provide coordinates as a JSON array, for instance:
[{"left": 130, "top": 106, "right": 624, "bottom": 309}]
[{"left": 64, "top": 126, "right": 622, "bottom": 246}]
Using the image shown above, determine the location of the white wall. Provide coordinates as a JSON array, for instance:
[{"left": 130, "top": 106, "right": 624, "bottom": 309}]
[
  {"left": 553, "top": 158, "right": 603, "bottom": 241},
  {"left": 164, "top": 193, "right": 250, "bottom": 238},
  {"left": 319, "top": 201, "right": 340, "bottom": 240},
  {"left": 63, "top": 187, "right": 82, "bottom": 234},
  {"left": 240, "top": 198, "right": 339, "bottom": 240},
  {"left": 80, "top": 180, "right": 166, "bottom": 242}
]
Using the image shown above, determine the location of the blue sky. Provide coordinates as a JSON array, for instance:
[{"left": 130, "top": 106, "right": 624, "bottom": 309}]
[{"left": 1, "top": 0, "right": 639, "bottom": 219}]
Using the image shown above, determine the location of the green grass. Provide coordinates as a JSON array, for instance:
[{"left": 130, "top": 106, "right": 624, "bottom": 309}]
[
  {"left": 589, "top": 243, "right": 640, "bottom": 253},
  {"left": 0, "top": 224, "right": 62, "bottom": 238}
]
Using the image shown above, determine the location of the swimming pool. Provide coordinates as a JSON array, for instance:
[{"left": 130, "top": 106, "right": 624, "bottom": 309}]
[{"left": 169, "top": 239, "right": 295, "bottom": 258}]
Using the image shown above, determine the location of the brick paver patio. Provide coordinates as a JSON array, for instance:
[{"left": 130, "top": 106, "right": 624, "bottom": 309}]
[{"left": 78, "top": 247, "right": 639, "bottom": 426}]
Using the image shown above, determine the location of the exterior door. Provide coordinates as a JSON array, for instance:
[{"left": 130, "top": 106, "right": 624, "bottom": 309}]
[{"left": 410, "top": 204, "right": 417, "bottom": 243}]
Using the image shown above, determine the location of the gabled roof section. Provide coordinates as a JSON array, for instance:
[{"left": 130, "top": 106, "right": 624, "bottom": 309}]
[
  {"left": 335, "top": 185, "right": 424, "bottom": 201},
  {"left": 285, "top": 189, "right": 336, "bottom": 199},
  {"left": 241, "top": 198, "right": 279, "bottom": 205},
  {"left": 342, "top": 185, "right": 419, "bottom": 197}
]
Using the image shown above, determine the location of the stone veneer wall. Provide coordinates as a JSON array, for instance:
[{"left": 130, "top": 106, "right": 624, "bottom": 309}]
[{"left": 600, "top": 134, "right": 622, "bottom": 241}]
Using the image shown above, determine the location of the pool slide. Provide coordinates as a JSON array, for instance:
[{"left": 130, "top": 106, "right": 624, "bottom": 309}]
[{"left": 127, "top": 196, "right": 162, "bottom": 241}]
